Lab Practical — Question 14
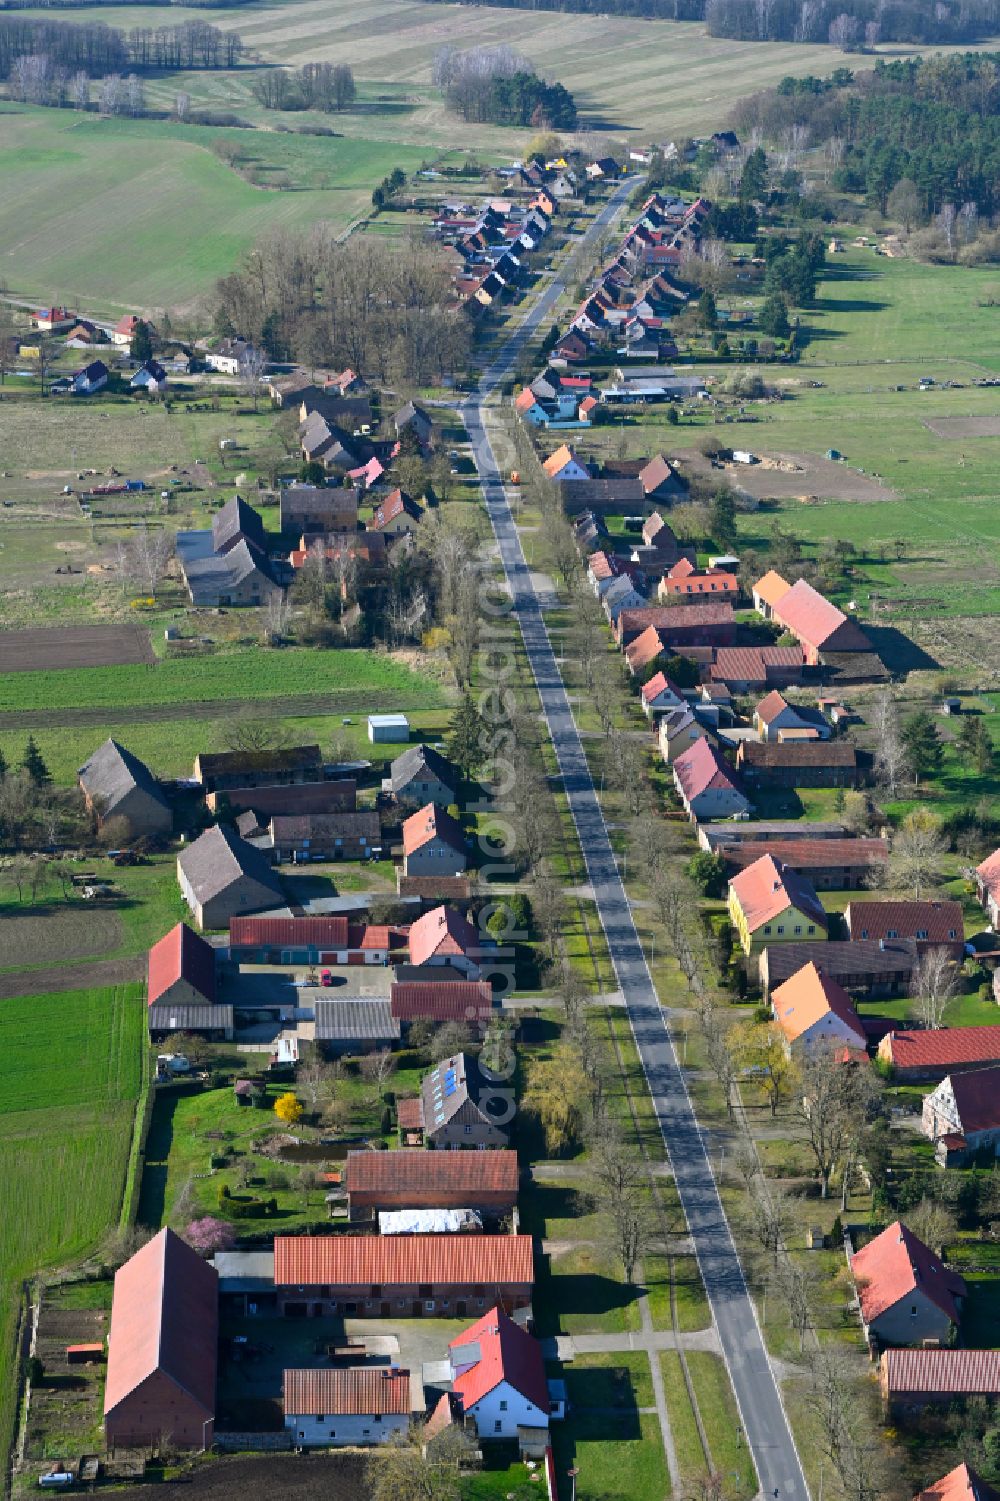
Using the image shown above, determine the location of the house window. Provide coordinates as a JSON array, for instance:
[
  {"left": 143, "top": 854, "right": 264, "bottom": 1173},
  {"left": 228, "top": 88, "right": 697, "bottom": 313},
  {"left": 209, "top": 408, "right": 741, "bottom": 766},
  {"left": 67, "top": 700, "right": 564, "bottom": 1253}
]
[
  {"left": 807, "top": 926, "right": 815, "bottom": 934},
  {"left": 317, "top": 1414, "right": 325, "bottom": 1423},
  {"left": 887, "top": 929, "right": 897, "bottom": 939},
  {"left": 910, "top": 1306, "right": 917, "bottom": 1317},
  {"left": 763, "top": 926, "right": 771, "bottom": 936},
  {"left": 371, "top": 1285, "right": 382, "bottom": 1297},
  {"left": 495, "top": 1422, "right": 503, "bottom": 1434},
  {"left": 916, "top": 930, "right": 928, "bottom": 940},
  {"left": 794, "top": 926, "right": 802, "bottom": 935},
  {"left": 465, "top": 1125, "right": 473, "bottom": 1134},
  {"left": 948, "top": 930, "right": 957, "bottom": 939},
  {"left": 777, "top": 926, "right": 784, "bottom": 935},
  {"left": 500, "top": 1400, "right": 508, "bottom": 1411}
]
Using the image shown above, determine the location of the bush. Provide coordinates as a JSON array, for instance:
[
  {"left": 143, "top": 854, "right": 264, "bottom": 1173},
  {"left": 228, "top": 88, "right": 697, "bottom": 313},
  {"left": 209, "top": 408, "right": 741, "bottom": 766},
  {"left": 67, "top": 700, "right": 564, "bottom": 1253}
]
[{"left": 688, "top": 850, "right": 727, "bottom": 897}]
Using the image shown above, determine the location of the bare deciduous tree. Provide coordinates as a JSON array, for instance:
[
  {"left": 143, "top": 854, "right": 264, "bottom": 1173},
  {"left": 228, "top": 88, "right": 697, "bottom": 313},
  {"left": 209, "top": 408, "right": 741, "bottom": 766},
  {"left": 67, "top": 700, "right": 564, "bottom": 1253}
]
[{"left": 913, "top": 946, "right": 959, "bottom": 1029}]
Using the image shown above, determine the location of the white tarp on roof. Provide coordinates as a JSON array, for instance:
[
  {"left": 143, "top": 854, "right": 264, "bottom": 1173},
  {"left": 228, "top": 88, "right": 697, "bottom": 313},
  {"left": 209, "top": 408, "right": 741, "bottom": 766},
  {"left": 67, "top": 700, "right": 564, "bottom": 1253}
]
[{"left": 379, "top": 1208, "right": 483, "bottom": 1235}]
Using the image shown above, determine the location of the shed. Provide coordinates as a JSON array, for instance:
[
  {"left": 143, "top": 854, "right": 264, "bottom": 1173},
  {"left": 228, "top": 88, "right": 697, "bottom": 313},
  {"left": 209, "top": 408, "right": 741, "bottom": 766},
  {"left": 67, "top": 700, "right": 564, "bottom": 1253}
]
[{"left": 368, "top": 714, "right": 410, "bottom": 744}]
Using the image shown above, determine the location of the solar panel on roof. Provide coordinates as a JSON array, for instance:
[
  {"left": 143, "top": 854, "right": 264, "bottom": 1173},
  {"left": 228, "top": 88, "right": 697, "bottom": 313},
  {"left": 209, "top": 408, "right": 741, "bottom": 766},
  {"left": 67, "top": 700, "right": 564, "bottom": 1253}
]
[{"left": 444, "top": 1080, "right": 456, "bottom": 1096}]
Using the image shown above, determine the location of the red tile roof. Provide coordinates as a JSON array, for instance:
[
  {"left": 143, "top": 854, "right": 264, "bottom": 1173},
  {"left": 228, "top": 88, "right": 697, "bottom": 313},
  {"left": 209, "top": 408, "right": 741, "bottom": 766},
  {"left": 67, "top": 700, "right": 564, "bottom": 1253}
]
[
  {"left": 710, "top": 646, "right": 805, "bottom": 684},
  {"left": 391, "top": 980, "right": 493, "bottom": 1022},
  {"left": 771, "top": 962, "right": 866, "bottom": 1048},
  {"left": 273, "top": 1234, "right": 534, "bottom": 1287},
  {"left": 515, "top": 388, "right": 542, "bottom": 412},
  {"left": 625, "top": 626, "right": 666, "bottom": 672},
  {"left": 230, "top": 915, "right": 350, "bottom": 949},
  {"left": 756, "top": 690, "right": 791, "bottom": 725},
  {"left": 618, "top": 602, "right": 734, "bottom": 635},
  {"left": 773, "top": 578, "right": 870, "bottom": 651},
  {"left": 345, "top": 1149, "right": 518, "bottom": 1197},
  {"left": 397, "top": 1098, "right": 424, "bottom": 1130},
  {"left": 723, "top": 839, "right": 888, "bottom": 873},
  {"left": 660, "top": 571, "right": 737, "bottom": 599},
  {"left": 450, "top": 1307, "right": 549, "bottom": 1414},
  {"left": 976, "top": 848, "right": 1000, "bottom": 899},
  {"left": 851, "top": 1220, "right": 966, "bottom": 1327},
  {"left": 879, "top": 1027, "right": 1000, "bottom": 1073},
  {"left": 147, "top": 922, "right": 217, "bottom": 1007},
  {"left": 673, "top": 737, "right": 743, "bottom": 804},
  {"left": 283, "top": 1368, "right": 410, "bottom": 1417},
  {"left": 641, "top": 671, "right": 684, "bottom": 705},
  {"left": 845, "top": 901, "right": 963, "bottom": 946},
  {"left": 408, "top": 905, "right": 479, "bottom": 967},
  {"left": 728, "top": 853, "right": 827, "bottom": 934},
  {"left": 104, "top": 1229, "right": 217, "bottom": 1422},
  {"left": 402, "top": 803, "right": 465, "bottom": 858},
  {"left": 916, "top": 1464, "right": 1000, "bottom": 1501},
  {"left": 881, "top": 1348, "right": 1000, "bottom": 1396}
]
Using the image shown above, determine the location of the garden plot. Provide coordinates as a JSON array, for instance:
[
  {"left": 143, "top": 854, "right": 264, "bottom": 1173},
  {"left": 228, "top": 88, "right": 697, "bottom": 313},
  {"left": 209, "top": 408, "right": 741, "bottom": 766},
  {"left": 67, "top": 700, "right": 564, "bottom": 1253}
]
[
  {"left": 0, "top": 623, "right": 154, "bottom": 672},
  {"left": 923, "top": 414, "right": 1000, "bottom": 439}
]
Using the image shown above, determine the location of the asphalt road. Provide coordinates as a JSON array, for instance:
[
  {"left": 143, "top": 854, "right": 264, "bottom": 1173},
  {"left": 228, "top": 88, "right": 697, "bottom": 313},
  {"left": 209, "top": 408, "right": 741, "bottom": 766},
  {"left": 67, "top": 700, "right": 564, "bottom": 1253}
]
[{"left": 462, "top": 181, "right": 810, "bottom": 1501}]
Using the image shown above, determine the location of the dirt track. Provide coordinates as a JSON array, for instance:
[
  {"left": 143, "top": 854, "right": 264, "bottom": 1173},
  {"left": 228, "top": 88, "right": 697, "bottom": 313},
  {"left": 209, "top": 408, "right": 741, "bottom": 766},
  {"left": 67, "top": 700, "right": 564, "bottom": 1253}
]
[
  {"left": 0, "top": 623, "right": 155, "bottom": 672},
  {"left": 0, "top": 691, "right": 387, "bottom": 731}
]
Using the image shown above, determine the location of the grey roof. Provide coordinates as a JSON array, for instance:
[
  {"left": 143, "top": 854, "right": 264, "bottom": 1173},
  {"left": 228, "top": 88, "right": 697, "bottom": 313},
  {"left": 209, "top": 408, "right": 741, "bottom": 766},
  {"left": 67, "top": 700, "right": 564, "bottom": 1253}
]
[
  {"left": 761, "top": 939, "right": 919, "bottom": 991},
  {"left": 213, "top": 495, "right": 265, "bottom": 555},
  {"left": 178, "top": 823, "right": 284, "bottom": 906},
  {"left": 212, "top": 1249, "right": 274, "bottom": 1293},
  {"left": 78, "top": 738, "right": 169, "bottom": 819},
  {"left": 394, "top": 401, "right": 432, "bottom": 441},
  {"left": 280, "top": 484, "right": 360, "bottom": 522},
  {"left": 299, "top": 392, "right": 372, "bottom": 430},
  {"left": 313, "top": 998, "right": 401, "bottom": 1043},
  {"left": 269, "top": 811, "right": 381, "bottom": 842},
  {"left": 700, "top": 821, "right": 848, "bottom": 851},
  {"left": 148, "top": 1003, "right": 234, "bottom": 1033},
  {"left": 390, "top": 743, "right": 457, "bottom": 796}
]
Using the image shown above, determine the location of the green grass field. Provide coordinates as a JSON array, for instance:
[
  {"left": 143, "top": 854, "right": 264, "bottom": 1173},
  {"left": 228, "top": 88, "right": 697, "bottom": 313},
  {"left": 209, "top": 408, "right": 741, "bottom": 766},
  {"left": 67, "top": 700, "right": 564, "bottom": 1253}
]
[
  {"left": 0, "top": 106, "right": 455, "bottom": 311},
  {"left": 0, "top": 986, "right": 145, "bottom": 1475},
  {"left": 0, "top": 645, "right": 445, "bottom": 714}
]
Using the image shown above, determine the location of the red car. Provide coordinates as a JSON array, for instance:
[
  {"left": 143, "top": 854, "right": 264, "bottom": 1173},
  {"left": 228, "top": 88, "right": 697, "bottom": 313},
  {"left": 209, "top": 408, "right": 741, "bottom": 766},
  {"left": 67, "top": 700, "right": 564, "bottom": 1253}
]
[{"left": 320, "top": 970, "right": 333, "bottom": 987}]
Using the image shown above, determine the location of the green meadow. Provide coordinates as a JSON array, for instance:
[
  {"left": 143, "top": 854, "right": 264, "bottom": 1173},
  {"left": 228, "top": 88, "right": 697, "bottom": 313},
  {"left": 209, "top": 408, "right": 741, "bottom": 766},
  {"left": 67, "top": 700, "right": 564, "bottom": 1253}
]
[{"left": 0, "top": 987, "right": 145, "bottom": 1471}]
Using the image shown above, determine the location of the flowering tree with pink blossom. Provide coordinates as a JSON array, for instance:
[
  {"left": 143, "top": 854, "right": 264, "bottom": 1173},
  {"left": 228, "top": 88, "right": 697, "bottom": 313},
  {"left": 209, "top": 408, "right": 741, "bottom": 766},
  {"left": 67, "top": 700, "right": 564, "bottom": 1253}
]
[{"left": 185, "top": 1217, "right": 236, "bottom": 1255}]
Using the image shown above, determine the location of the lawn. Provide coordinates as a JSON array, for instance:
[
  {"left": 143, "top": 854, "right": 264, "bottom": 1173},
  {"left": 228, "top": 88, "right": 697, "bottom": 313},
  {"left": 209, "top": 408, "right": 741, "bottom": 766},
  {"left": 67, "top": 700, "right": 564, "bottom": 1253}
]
[
  {"left": 14, "top": 705, "right": 454, "bottom": 786},
  {"left": 0, "top": 646, "right": 446, "bottom": 714},
  {"left": 660, "top": 1351, "right": 707, "bottom": 1481},
  {"left": 533, "top": 1245, "right": 640, "bottom": 1338},
  {"left": 551, "top": 1409, "right": 668, "bottom": 1501},
  {"left": 685, "top": 1352, "right": 758, "bottom": 1501},
  {"left": 0, "top": 985, "right": 145, "bottom": 1477}
]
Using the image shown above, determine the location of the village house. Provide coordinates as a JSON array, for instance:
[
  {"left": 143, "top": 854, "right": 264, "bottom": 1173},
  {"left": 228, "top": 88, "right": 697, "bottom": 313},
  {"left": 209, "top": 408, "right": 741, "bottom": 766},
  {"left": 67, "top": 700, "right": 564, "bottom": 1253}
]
[
  {"left": 131, "top": 360, "right": 168, "bottom": 393},
  {"left": 344, "top": 1149, "right": 518, "bottom": 1222},
  {"left": 147, "top": 922, "right": 232, "bottom": 1041},
  {"left": 441, "top": 1307, "right": 550, "bottom": 1443},
  {"left": 877, "top": 1026, "right": 1000, "bottom": 1082},
  {"left": 879, "top": 1348, "right": 1000, "bottom": 1412},
  {"left": 33, "top": 306, "right": 74, "bottom": 332},
  {"left": 735, "top": 740, "right": 860, "bottom": 789},
  {"left": 283, "top": 1368, "right": 410, "bottom": 1449},
  {"left": 177, "top": 535, "right": 281, "bottom": 608},
  {"left": 542, "top": 444, "right": 590, "bottom": 483},
  {"left": 974, "top": 848, "right": 1000, "bottom": 927},
  {"left": 194, "top": 744, "right": 324, "bottom": 795},
  {"left": 408, "top": 905, "right": 485, "bottom": 978},
  {"left": 64, "top": 320, "right": 104, "bottom": 348},
  {"left": 104, "top": 1229, "right": 217, "bottom": 1449},
  {"left": 850, "top": 1221, "right": 966, "bottom": 1348},
  {"left": 206, "top": 337, "right": 259, "bottom": 376},
  {"left": 112, "top": 314, "right": 142, "bottom": 347},
  {"left": 206, "top": 779, "right": 357, "bottom": 820},
  {"left": 710, "top": 646, "right": 806, "bottom": 694},
  {"left": 390, "top": 979, "right": 493, "bottom": 1030},
  {"left": 289, "top": 530, "right": 386, "bottom": 574},
  {"left": 753, "top": 691, "right": 832, "bottom": 742},
  {"left": 393, "top": 400, "right": 433, "bottom": 451},
  {"left": 770, "top": 961, "right": 866, "bottom": 1057},
  {"left": 370, "top": 489, "right": 422, "bottom": 536},
  {"left": 402, "top": 804, "right": 467, "bottom": 878},
  {"left": 78, "top": 737, "right": 172, "bottom": 839},
  {"left": 714, "top": 837, "right": 888, "bottom": 890},
  {"left": 759, "top": 938, "right": 918, "bottom": 1005},
  {"left": 641, "top": 671, "right": 688, "bottom": 719},
  {"left": 625, "top": 624, "right": 668, "bottom": 676},
  {"left": 389, "top": 744, "right": 458, "bottom": 808},
  {"left": 658, "top": 558, "right": 739, "bottom": 604},
  {"left": 602, "top": 575, "right": 649, "bottom": 627},
  {"left": 922, "top": 1066, "right": 1000, "bottom": 1163},
  {"left": 672, "top": 736, "right": 750, "bottom": 821},
  {"left": 177, "top": 823, "right": 284, "bottom": 930},
  {"left": 728, "top": 852, "right": 828, "bottom": 957},
  {"left": 266, "top": 811, "right": 382, "bottom": 864},
  {"left": 844, "top": 900, "right": 964, "bottom": 958},
  {"left": 272, "top": 1233, "right": 534, "bottom": 1318},
  {"left": 658, "top": 706, "right": 712, "bottom": 764},
  {"left": 916, "top": 1465, "right": 1000, "bottom": 1501},
  {"left": 280, "top": 484, "right": 359, "bottom": 538},
  {"left": 402, "top": 1051, "right": 510, "bottom": 1150},
  {"left": 73, "top": 359, "right": 109, "bottom": 396}
]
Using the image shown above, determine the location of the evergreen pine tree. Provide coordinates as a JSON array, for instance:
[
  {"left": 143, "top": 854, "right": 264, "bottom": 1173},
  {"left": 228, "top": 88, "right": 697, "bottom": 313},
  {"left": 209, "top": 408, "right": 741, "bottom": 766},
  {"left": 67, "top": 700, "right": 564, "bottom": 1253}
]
[
  {"left": 447, "top": 693, "right": 487, "bottom": 780},
  {"left": 21, "top": 735, "right": 51, "bottom": 788}
]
